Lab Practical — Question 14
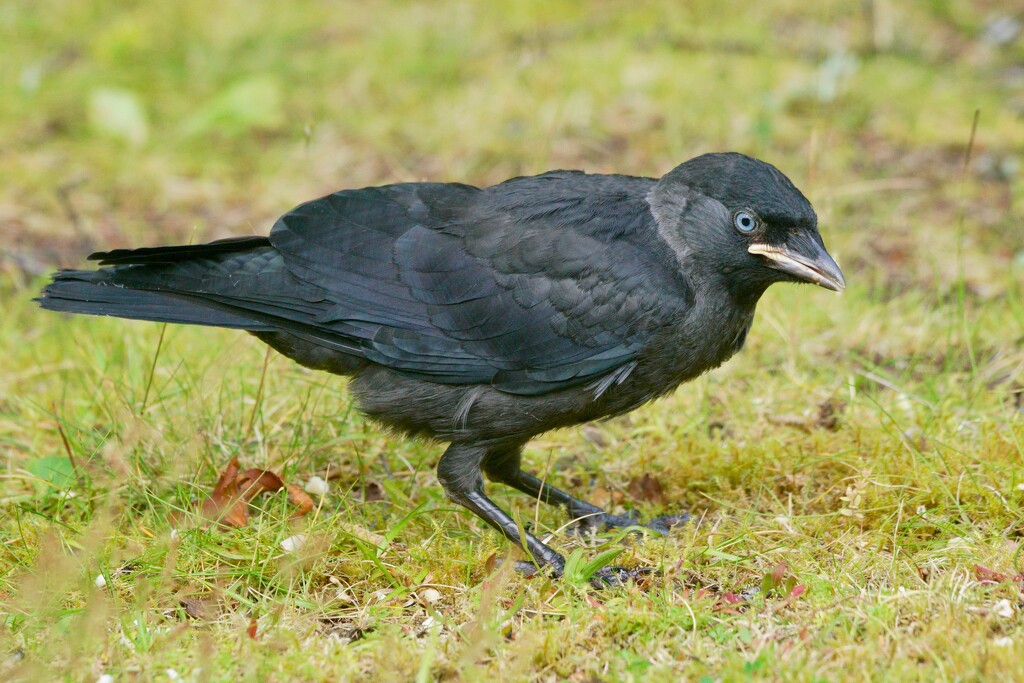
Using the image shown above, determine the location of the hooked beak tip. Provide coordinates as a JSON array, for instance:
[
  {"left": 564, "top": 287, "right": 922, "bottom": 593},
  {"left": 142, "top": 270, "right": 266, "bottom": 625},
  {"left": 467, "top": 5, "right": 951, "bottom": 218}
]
[{"left": 748, "top": 242, "right": 846, "bottom": 293}]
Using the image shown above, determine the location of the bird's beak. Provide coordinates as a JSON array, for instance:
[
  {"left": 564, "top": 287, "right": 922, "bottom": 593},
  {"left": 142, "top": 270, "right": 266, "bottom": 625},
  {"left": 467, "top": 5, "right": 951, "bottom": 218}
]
[{"left": 748, "top": 232, "right": 846, "bottom": 292}]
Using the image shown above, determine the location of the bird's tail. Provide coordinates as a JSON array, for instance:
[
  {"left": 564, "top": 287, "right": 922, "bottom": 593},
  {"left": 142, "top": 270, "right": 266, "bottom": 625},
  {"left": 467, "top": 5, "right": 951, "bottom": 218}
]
[{"left": 36, "top": 237, "right": 276, "bottom": 330}]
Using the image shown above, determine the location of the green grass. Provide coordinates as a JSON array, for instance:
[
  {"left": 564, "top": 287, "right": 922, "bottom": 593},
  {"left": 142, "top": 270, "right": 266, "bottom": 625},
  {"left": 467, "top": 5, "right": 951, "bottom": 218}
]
[{"left": 2, "top": 0, "right": 1024, "bottom": 680}]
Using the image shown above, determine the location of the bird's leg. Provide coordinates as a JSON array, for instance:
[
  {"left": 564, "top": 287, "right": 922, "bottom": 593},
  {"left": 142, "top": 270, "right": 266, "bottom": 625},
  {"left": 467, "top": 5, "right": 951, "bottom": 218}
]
[
  {"left": 482, "top": 447, "right": 605, "bottom": 524},
  {"left": 482, "top": 447, "right": 690, "bottom": 535},
  {"left": 437, "top": 443, "right": 565, "bottom": 576}
]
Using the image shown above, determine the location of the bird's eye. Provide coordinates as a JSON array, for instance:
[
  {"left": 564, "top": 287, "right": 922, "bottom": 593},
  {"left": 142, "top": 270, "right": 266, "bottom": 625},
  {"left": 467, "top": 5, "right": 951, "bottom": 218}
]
[{"left": 734, "top": 211, "right": 757, "bottom": 233}]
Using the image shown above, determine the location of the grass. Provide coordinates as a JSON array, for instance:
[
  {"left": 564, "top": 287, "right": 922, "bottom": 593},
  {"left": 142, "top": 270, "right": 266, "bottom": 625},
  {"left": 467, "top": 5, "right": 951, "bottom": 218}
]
[{"left": 2, "top": 0, "right": 1024, "bottom": 680}]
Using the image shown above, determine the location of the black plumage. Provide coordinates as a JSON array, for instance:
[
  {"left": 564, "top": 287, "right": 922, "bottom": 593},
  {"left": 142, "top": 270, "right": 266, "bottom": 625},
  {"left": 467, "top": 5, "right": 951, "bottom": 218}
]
[{"left": 38, "top": 152, "right": 845, "bottom": 582}]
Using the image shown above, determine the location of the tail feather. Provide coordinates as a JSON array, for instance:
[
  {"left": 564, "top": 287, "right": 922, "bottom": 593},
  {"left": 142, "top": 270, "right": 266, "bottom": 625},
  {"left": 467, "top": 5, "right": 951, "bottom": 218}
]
[
  {"left": 89, "top": 236, "right": 271, "bottom": 266},
  {"left": 37, "top": 270, "right": 274, "bottom": 330}
]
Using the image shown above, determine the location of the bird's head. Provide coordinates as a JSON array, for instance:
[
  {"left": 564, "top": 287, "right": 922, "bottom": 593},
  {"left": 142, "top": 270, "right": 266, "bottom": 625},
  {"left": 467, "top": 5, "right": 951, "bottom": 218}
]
[{"left": 649, "top": 152, "right": 845, "bottom": 299}]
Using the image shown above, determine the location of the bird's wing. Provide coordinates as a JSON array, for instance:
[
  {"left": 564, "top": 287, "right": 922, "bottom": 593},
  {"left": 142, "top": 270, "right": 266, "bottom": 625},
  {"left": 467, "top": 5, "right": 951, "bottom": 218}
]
[{"left": 266, "top": 178, "right": 692, "bottom": 395}]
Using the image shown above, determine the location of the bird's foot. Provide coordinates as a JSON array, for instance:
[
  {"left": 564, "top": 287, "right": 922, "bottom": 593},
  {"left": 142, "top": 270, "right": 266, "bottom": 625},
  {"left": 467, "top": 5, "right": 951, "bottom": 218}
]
[
  {"left": 509, "top": 559, "right": 657, "bottom": 589},
  {"left": 572, "top": 510, "right": 691, "bottom": 536},
  {"left": 589, "top": 565, "right": 658, "bottom": 588}
]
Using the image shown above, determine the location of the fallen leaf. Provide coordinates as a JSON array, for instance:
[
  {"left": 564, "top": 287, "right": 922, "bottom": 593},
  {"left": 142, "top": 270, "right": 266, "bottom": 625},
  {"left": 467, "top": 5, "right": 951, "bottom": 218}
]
[
  {"left": 714, "top": 592, "right": 745, "bottom": 613},
  {"left": 201, "top": 458, "right": 249, "bottom": 528},
  {"left": 180, "top": 598, "right": 213, "bottom": 621},
  {"left": 976, "top": 565, "right": 1010, "bottom": 584},
  {"left": 200, "top": 458, "right": 314, "bottom": 528},
  {"left": 627, "top": 473, "right": 666, "bottom": 505},
  {"left": 975, "top": 564, "right": 1024, "bottom": 585},
  {"left": 238, "top": 468, "right": 287, "bottom": 500},
  {"left": 247, "top": 617, "right": 259, "bottom": 640}
]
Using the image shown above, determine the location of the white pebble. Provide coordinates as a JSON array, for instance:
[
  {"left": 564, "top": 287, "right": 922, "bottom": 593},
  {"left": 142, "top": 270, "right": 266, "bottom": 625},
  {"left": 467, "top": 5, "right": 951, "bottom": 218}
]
[
  {"left": 421, "top": 588, "right": 442, "bottom": 603},
  {"left": 304, "top": 476, "right": 330, "bottom": 496},
  {"left": 97, "top": 676, "right": 114, "bottom": 683},
  {"left": 94, "top": 574, "right": 107, "bottom": 589},
  {"left": 280, "top": 534, "right": 307, "bottom": 553},
  {"left": 994, "top": 636, "right": 1014, "bottom": 647},
  {"left": 165, "top": 669, "right": 182, "bottom": 682},
  {"left": 994, "top": 599, "right": 1015, "bottom": 619}
]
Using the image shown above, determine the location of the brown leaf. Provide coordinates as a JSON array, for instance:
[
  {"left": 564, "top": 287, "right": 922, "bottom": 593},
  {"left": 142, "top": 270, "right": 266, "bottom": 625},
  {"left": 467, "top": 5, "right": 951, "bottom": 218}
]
[
  {"left": 180, "top": 597, "right": 213, "bottom": 620},
  {"left": 627, "top": 473, "right": 666, "bottom": 506},
  {"left": 286, "top": 483, "right": 314, "bottom": 517},
  {"left": 201, "top": 457, "right": 249, "bottom": 528},
  {"left": 714, "top": 592, "right": 745, "bottom": 613},
  {"left": 199, "top": 459, "right": 313, "bottom": 528},
  {"left": 976, "top": 564, "right": 1009, "bottom": 584},
  {"left": 975, "top": 564, "right": 1024, "bottom": 585},
  {"left": 247, "top": 617, "right": 259, "bottom": 640},
  {"left": 237, "top": 468, "right": 286, "bottom": 501}
]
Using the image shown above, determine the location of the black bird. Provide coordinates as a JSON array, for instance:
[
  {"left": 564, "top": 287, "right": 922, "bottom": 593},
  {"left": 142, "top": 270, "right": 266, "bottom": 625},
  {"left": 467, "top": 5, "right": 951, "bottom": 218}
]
[{"left": 38, "top": 153, "right": 844, "bottom": 581}]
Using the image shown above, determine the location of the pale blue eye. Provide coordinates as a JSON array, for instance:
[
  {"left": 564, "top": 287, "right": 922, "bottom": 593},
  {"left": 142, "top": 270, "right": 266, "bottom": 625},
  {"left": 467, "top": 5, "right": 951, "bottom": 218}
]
[{"left": 734, "top": 211, "right": 757, "bottom": 233}]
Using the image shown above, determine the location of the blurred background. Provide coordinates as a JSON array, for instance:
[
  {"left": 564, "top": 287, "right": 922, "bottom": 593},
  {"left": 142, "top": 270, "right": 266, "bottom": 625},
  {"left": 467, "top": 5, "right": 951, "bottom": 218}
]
[{"left": 1, "top": 0, "right": 1021, "bottom": 290}]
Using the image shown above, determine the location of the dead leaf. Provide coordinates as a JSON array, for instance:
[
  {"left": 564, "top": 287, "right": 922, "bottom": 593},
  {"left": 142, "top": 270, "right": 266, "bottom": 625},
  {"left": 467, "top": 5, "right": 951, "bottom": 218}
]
[
  {"left": 714, "top": 592, "right": 745, "bottom": 613},
  {"left": 627, "top": 473, "right": 666, "bottom": 506},
  {"left": 975, "top": 564, "right": 1024, "bottom": 585},
  {"left": 238, "top": 468, "right": 286, "bottom": 501},
  {"left": 247, "top": 617, "right": 259, "bottom": 640},
  {"left": 199, "top": 458, "right": 314, "bottom": 528},
  {"left": 180, "top": 597, "right": 213, "bottom": 620},
  {"left": 201, "top": 457, "right": 249, "bottom": 528},
  {"left": 286, "top": 484, "right": 314, "bottom": 517}
]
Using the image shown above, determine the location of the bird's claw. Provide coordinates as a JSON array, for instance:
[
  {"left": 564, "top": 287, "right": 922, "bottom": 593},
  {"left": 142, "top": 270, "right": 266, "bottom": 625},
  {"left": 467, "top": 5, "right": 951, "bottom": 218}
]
[
  {"left": 588, "top": 565, "right": 657, "bottom": 588},
  {"left": 571, "top": 511, "right": 691, "bottom": 536}
]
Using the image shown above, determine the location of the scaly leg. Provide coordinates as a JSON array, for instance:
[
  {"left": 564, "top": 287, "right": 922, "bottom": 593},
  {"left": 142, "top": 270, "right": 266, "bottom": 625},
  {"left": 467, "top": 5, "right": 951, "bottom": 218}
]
[{"left": 482, "top": 447, "right": 690, "bottom": 534}]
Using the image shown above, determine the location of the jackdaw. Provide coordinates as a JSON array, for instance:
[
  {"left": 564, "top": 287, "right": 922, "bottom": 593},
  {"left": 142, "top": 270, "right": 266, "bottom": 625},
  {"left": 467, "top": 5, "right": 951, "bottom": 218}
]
[{"left": 38, "top": 152, "right": 845, "bottom": 582}]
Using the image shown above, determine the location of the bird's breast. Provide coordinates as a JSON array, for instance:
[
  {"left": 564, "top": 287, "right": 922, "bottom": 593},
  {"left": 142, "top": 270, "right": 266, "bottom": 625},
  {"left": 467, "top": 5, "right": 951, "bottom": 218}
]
[{"left": 601, "top": 294, "right": 756, "bottom": 413}]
